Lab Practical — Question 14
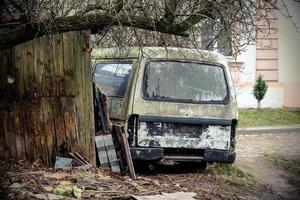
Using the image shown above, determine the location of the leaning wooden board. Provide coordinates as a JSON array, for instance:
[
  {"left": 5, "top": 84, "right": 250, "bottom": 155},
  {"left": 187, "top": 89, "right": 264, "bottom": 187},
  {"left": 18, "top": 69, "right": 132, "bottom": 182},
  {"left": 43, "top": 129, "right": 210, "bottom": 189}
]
[{"left": 114, "top": 125, "right": 136, "bottom": 179}]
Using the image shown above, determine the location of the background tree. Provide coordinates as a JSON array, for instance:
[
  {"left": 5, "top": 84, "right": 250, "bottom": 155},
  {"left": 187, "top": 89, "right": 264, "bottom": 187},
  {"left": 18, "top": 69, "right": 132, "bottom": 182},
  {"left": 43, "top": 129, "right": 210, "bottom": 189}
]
[
  {"left": 0, "top": 0, "right": 292, "bottom": 53},
  {"left": 253, "top": 74, "right": 268, "bottom": 111}
]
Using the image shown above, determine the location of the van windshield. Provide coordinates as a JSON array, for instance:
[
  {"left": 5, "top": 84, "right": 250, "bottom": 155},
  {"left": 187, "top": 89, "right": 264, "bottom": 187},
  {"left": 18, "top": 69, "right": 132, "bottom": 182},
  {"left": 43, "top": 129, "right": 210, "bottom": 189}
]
[{"left": 143, "top": 61, "right": 229, "bottom": 103}]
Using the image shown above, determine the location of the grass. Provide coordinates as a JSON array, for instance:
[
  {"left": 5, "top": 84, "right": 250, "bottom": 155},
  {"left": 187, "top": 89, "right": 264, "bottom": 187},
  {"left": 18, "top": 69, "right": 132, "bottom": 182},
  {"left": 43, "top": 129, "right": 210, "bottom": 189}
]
[
  {"left": 208, "top": 163, "right": 256, "bottom": 185},
  {"left": 238, "top": 108, "right": 300, "bottom": 127},
  {"left": 264, "top": 154, "right": 300, "bottom": 176}
]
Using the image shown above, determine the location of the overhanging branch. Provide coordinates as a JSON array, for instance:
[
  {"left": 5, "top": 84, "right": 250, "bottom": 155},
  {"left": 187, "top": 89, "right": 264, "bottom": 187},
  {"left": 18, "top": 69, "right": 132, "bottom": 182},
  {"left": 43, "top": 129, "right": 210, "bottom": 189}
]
[{"left": 0, "top": 12, "right": 192, "bottom": 50}]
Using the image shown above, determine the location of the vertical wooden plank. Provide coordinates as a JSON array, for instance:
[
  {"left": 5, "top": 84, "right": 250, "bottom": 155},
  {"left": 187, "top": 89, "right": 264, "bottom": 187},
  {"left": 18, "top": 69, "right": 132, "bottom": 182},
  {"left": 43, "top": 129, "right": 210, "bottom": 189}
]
[
  {"left": 14, "top": 102, "right": 26, "bottom": 159},
  {"left": 24, "top": 98, "right": 43, "bottom": 162},
  {"left": 19, "top": 100, "right": 28, "bottom": 161},
  {"left": 7, "top": 105, "right": 17, "bottom": 157},
  {"left": 34, "top": 37, "right": 45, "bottom": 96},
  {"left": 14, "top": 45, "right": 24, "bottom": 95},
  {"left": 0, "top": 49, "right": 11, "bottom": 91},
  {"left": 21, "top": 40, "right": 36, "bottom": 161},
  {"left": 62, "top": 32, "right": 75, "bottom": 96},
  {"left": 32, "top": 101, "right": 38, "bottom": 161},
  {"left": 22, "top": 99, "right": 33, "bottom": 161},
  {"left": 115, "top": 126, "right": 136, "bottom": 179},
  {"left": 0, "top": 49, "right": 17, "bottom": 157},
  {"left": 23, "top": 41, "right": 34, "bottom": 96},
  {"left": 42, "top": 97, "right": 56, "bottom": 165},
  {"left": 43, "top": 35, "right": 53, "bottom": 97},
  {"left": 53, "top": 97, "right": 67, "bottom": 156},
  {"left": 81, "top": 31, "right": 95, "bottom": 162},
  {"left": 0, "top": 49, "right": 10, "bottom": 149},
  {"left": 79, "top": 32, "right": 88, "bottom": 157},
  {"left": 32, "top": 38, "right": 50, "bottom": 163},
  {"left": 3, "top": 111, "right": 10, "bottom": 151},
  {"left": 62, "top": 97, "right": 77, "bottom": 152},
  {"left": 21, "top": 42, "right": 33, "bottom": 96},
  {"left": 36, "top": 97, "right": 48, "bottom": 163},
  {"left": 73, "top": 31, "right": 85, "bottom": 153},
  {"left": 22, "top": 42, "right": 29, "bottom": 95},
  {"left": 30, "top": 99, "right": 40, "bottom": 161},
  {"left": 52, "top": 34, "right": 64, "bottom": 96}
]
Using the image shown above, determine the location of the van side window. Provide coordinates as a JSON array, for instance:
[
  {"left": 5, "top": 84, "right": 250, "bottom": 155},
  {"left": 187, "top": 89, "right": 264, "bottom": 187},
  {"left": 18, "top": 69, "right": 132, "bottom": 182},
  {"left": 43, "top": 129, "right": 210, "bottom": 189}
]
[{"left": 93, "top": 62, "right": 132, "bottom": 97}]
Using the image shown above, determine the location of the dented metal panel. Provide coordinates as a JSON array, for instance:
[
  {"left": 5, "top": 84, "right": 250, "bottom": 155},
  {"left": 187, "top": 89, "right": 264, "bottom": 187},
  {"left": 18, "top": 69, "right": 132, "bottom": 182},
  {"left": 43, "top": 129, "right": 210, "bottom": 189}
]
[{"left": 137, "top": 122, "right": 231, "bottom": 150}]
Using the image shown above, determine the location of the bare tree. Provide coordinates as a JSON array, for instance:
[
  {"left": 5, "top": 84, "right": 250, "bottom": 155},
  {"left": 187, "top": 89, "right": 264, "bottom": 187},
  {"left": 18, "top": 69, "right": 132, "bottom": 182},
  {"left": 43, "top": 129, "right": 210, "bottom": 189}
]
[{"left": 0, "top": 0, "right": 286, "bottom": 52}]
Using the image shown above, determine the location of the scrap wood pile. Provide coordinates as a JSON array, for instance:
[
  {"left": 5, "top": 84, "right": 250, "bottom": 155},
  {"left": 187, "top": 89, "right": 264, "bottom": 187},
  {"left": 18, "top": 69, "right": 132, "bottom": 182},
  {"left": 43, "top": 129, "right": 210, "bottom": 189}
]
[
  {"left": 93, "top": 87, "right": 136, "bottom": 179},
  {"left": 54, "top": 144, "right": 97, "bottom": 171},
  {"left": 54, "top": 87, "right": 136, "bottom": 179}
]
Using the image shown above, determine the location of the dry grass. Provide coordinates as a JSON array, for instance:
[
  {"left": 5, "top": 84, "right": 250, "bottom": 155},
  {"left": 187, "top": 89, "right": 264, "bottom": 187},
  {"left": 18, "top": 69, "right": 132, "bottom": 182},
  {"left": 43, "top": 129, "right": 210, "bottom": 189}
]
[{"left": 208, "top": 163, "right": 256, "bottom": 185}]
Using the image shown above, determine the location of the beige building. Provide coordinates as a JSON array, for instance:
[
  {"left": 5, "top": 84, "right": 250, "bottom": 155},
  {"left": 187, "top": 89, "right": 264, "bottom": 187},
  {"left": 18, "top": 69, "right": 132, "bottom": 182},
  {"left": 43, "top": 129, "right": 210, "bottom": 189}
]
[{"left": 229, "top": 1, "right": 300, "bottom": 108}]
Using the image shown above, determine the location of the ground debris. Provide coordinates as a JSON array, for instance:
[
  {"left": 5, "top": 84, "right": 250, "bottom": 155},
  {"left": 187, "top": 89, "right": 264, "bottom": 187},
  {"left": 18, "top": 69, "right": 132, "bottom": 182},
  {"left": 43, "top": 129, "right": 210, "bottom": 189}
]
[
  {"left": 132, "top": 192, "right": 197, "bottom": 200},
  {"left": 9, "top": 182, "right": 26, "bottom": 189},
  {"left": 54, "top": 157, "right": 73, "bottom": 169},
  {"left": 0, "top": 150, "right": 282, "bottom": 200},
  {"left": 32, "top": 193, "right": 66, "bottom": 200}
]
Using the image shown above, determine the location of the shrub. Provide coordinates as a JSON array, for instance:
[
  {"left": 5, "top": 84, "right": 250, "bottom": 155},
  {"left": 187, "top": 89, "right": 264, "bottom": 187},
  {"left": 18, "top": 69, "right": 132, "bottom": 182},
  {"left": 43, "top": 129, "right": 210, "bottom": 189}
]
[{"left": 253, "top": 75, "right": 268, "bottom": 111}]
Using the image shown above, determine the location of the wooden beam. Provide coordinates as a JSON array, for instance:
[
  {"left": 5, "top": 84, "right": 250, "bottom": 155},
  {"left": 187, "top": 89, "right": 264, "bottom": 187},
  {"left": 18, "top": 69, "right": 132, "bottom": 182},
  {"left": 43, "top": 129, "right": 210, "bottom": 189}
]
[{"left": 114, "top": 125, "right": 136, "bottom": 179}]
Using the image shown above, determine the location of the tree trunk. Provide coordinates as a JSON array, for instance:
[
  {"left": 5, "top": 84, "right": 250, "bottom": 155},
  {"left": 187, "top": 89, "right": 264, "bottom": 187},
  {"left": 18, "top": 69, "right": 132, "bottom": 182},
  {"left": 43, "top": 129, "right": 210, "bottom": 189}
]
[{"left": 257, "top": 100, "right": 261, "bottom": 112}]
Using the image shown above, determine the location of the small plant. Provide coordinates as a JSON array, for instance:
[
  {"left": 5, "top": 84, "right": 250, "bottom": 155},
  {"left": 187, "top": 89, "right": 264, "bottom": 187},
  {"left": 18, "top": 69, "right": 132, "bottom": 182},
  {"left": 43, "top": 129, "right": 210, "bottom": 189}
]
[{"left": 253, "top": 75, "right": 268, "bottom": 111}]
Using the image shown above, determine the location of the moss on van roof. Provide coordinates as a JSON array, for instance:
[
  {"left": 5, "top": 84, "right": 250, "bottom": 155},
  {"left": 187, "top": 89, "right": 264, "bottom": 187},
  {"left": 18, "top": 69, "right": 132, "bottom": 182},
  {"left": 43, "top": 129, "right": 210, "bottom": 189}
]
[{"left": 91, "top": 47, "right": 224, "bottom": 64}]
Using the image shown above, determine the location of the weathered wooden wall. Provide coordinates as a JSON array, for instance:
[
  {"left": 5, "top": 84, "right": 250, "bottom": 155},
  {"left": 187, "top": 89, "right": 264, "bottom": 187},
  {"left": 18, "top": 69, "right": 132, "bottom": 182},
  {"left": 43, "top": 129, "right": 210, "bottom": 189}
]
[{"left": 0, "top": 31, "right": 95, "bottom": 165}]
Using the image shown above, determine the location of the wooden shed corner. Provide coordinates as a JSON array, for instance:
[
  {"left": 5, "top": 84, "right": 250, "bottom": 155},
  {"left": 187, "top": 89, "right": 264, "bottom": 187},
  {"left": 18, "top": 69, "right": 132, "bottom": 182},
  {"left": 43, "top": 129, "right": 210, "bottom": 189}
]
[{"left": 0, "top": 31, "right": 95, "bottom": 165}]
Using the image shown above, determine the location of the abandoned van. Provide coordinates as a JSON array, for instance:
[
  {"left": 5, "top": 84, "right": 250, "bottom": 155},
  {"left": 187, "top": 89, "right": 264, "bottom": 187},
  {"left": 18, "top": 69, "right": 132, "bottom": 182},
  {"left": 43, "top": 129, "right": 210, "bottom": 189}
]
[{"left": 92, "top": 47, "right": 238, "bottom": 165}]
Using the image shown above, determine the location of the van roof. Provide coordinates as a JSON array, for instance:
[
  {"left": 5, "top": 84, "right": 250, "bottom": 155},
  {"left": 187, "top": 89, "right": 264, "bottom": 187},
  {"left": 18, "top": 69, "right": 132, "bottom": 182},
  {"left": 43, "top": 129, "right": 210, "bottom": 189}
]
[{"left": 91, "top": 47, "right": 226, "bottom": 64}]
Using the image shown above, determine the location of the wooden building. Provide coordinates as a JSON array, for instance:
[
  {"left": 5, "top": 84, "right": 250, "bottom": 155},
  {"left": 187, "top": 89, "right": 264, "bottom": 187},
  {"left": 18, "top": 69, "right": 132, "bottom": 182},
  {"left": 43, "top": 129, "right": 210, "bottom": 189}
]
[{"left": 0, "top": 31, "right": 95, "bottom": 165}]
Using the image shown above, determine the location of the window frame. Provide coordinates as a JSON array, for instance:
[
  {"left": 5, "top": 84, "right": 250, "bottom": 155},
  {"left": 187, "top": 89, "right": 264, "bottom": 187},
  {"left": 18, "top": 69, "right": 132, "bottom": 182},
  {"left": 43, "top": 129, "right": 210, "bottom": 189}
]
[
  {"left": 141, "top": 59, "right": 230, "bottom": 105},
  {"left": 93, "top": 60, "right": 133, "bottom": 98}
]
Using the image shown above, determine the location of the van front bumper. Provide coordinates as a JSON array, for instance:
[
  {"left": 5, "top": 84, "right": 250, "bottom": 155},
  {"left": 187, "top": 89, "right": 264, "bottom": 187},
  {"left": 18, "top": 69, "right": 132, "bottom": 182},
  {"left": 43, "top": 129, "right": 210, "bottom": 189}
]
[{"left": 130, "top": 147, "right": 236, "bottom": 163}]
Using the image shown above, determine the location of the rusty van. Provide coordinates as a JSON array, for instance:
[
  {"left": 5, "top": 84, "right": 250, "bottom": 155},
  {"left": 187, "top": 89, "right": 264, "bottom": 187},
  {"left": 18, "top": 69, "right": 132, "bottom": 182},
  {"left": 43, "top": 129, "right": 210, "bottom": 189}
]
[{"left": 92, "top": 47, "right": 238, "bottom": 166}]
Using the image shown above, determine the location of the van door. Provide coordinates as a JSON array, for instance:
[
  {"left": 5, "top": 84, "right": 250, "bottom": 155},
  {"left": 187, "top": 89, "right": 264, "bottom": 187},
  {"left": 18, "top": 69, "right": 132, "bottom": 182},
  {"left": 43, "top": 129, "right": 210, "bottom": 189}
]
[
  {"left": 132, "top": 60, "right": 237, "bottom": 151},
  {"left": 93, "top": 61, "right": 133, "bottom": 120}
]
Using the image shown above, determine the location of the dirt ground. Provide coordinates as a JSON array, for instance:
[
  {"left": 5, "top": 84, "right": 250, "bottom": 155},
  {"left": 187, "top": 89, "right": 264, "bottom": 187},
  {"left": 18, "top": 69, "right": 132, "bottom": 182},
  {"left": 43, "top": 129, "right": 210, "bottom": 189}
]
[
  {"left": 0, "top": 155, "right": 277, "bottom": 200},
  {"left": 1, "top": 132, "right": 299, "bottom": 200},
  {"left": 236, "top": 132, "right": 300, "bottom": 200}
]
